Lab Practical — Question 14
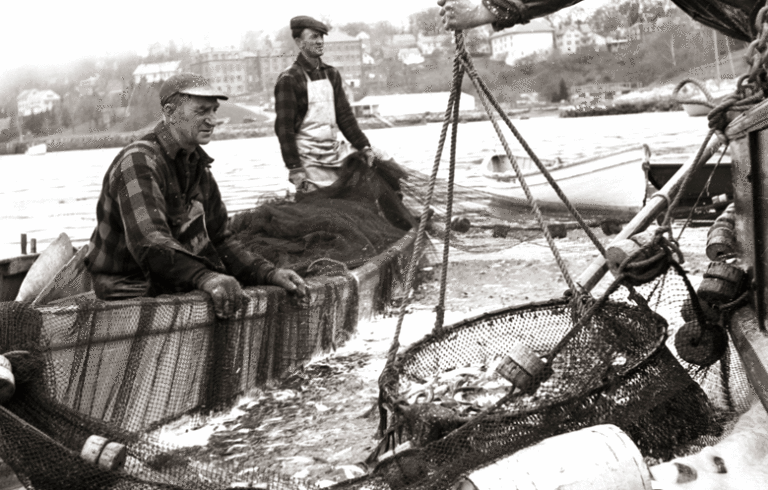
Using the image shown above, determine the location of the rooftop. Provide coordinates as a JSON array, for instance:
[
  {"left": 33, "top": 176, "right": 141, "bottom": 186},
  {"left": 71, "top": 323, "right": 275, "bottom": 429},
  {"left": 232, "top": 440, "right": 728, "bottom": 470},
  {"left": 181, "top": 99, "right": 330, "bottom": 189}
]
[{"left": 491, "top": 18, "right": 554, "bottom": 38}]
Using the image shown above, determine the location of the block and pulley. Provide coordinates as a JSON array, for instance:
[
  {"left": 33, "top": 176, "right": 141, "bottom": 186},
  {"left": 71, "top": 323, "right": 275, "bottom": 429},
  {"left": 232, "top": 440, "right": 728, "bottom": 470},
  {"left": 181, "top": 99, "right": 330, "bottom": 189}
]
[
  {"left": 495, "top": 341, "right": 552, "bottom": 394},
  {"left": 605, "top": 229, "right": 668, "bottom": 286}
]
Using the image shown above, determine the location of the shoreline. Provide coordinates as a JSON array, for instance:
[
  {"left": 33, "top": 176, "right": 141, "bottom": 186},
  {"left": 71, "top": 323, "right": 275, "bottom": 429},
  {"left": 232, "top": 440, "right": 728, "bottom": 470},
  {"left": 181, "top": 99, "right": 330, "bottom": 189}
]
[{"left": 0, "top": 109, "right": 559, "bottom": 156}]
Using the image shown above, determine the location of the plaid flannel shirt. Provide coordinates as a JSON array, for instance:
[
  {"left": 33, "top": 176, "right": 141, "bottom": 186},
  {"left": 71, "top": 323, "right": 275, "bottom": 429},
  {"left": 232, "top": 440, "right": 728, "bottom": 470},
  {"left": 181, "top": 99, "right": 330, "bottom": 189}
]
[
  {"left": 86, "top": 121, "right": 275, "bottom": 295},
  {"left": 274, "top": 53, "right": 370, "bottom": 170}
]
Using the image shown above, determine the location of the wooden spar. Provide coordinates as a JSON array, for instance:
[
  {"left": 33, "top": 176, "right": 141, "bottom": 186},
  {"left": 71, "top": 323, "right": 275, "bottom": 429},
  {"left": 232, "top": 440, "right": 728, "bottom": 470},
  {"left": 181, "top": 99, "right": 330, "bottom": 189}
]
[{"left": 576, "top": 137, "right": 724, "bottom": 292}]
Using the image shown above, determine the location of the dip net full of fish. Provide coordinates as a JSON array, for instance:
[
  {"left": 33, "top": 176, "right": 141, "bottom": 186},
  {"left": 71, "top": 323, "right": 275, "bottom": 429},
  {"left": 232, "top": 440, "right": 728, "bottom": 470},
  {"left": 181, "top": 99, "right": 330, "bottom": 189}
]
[{"left": 332, "top": 267, "right": 753, "bottom": 490}]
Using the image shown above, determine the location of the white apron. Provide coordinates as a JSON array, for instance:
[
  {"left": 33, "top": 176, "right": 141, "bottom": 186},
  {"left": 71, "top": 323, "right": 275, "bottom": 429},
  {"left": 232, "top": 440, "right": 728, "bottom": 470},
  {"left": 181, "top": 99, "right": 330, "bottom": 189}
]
[{"left": 295, "top": 68, "right": 356, "bottom": 189}]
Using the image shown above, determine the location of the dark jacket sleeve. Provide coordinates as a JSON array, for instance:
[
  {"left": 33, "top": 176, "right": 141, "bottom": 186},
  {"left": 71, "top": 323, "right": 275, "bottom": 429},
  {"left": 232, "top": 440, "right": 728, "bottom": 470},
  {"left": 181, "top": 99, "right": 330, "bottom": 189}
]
[
  {"left": 330, "top": 68, "right": 370, "bottom": 151},
  {"left": 488, "top": 0, "right": 755, "bottom": 42},
  {"left": 274, "top": 73, "right": 303, "bottom": 170},
  {"left": 203, "top": 171, "right": 277, "bottom": 285}
]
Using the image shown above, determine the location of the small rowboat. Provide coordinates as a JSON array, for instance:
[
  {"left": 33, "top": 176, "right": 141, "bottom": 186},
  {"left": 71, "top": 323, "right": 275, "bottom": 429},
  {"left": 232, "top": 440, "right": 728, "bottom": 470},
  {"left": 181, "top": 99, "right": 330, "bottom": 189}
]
[
  {"left": 24, "top": 143, "right": 46, "bottom": 156},
  {"left": 474, "top": 146, "right": 649, "bottom": 220}
]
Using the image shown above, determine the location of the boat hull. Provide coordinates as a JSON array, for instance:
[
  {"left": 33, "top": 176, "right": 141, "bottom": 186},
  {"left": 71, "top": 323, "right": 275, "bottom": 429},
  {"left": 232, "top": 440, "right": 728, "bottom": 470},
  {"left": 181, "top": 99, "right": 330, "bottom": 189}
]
[
  {"left": 0, "top": 229, "right": 416, "bottom": 433},
  {"left": 682, "top": 103, "right": 710, "bottom": 117},
  {"left": 478, "top": 148, "right": 647, "bottom": 220}
]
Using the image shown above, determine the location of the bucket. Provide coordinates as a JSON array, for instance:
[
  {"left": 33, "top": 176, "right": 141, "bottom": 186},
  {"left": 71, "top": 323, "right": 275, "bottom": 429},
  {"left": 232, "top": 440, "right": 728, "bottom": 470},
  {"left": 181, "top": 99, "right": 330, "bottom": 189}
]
[{"left": 453, "top": 425, "right": 652, "bottom": 490}]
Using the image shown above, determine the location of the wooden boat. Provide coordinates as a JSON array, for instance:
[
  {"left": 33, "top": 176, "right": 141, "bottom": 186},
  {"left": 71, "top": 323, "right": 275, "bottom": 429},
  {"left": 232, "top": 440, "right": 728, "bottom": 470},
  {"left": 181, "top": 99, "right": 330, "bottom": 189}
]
[
  {"left": 682, "top": 102, "right": 710, "bottom": 117},
  {"left": 0, "top": 226, "right": 417, "bottom": 434},
  {"left": 647, "top": 156, "right": 733, "bottom": 219},
  {"left": 475, "top": 146, "right": 649, "bottom": 220}
]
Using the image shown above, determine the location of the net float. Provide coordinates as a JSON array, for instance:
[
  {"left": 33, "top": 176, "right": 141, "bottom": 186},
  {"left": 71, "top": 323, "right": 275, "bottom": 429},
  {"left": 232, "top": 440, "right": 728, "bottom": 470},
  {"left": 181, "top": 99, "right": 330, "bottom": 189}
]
[
  {"left": 495, "top": 341, "right": 552, "bottom": 394},
  {"left": 0, "top": 355, "right": 16, "bottom": 404},
  {"left": 697, "top": 262, "right": 745, "bottom": 305},
  {"left": 81, "top": 435, "right": 127, "bottom": 471},
  {"left": 98, "top": 441, "right": 127, "bottom": 471},
  {"left": 674, "top": 320, "right": 728, "bottom": 367},
  {"left": 706, "top": 226, "right": 735, "bottom": 261},
  {"left": 80, "top": 435, "right": 109, "bottom": 465}
]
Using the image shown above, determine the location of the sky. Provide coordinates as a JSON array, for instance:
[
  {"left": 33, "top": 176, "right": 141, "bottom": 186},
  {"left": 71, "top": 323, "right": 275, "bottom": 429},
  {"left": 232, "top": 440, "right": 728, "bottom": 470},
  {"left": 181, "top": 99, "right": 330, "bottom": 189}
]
[{"left": 0, "top": 0, "right": 438, "bottom": 71}]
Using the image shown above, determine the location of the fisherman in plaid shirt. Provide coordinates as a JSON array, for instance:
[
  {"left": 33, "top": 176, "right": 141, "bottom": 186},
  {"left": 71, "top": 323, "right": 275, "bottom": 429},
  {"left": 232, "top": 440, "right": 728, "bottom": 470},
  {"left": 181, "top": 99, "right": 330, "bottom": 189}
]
[
  {"left": 86, "top": 73, "right": 306, "bottom": 319},
  {"left": 274, "top": 15, "right": 378, "bottom": 192}
]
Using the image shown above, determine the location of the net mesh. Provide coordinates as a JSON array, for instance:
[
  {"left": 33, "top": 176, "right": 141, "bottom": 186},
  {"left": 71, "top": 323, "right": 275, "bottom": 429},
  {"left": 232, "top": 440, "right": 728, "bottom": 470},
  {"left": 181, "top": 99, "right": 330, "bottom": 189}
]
[{"left": 0, "top": 152, "right": 756, "bottom": 490}]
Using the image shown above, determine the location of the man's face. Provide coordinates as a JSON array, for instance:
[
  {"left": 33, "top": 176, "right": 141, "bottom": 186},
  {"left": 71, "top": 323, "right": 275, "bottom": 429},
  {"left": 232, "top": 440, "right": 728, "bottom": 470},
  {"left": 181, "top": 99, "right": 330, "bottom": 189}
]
[
  {"left": 168, "top": 95, "right": 219, "bottom": 148},
  {"left": 296, "top": 29, "right": 325, "bottom": 58}
]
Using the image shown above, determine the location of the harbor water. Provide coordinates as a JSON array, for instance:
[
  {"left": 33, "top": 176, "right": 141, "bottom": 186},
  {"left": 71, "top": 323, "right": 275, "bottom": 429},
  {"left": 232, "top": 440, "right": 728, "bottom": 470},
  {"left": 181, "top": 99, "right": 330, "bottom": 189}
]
[{"left": 0, "top": 111, "right": 716, "bottom": 259}]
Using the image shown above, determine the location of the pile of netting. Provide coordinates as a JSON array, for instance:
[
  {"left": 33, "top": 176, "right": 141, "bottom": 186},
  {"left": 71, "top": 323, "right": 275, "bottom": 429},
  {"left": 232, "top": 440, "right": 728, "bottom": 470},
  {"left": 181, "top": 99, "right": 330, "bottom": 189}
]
[{"left": 230, "top": 153, "right": 416, "bottom": 275}]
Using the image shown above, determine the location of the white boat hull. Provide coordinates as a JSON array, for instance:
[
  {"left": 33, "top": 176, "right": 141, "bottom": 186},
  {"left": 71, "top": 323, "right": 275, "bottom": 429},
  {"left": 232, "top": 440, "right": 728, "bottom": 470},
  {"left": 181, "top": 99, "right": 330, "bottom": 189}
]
[
  {"left": 25, "top": 143, "right": 47, "bottom": 156},
  {"left": 476, "top": 147, "right": 648, "bottom": 219},
  {"left": 682, "top": 103, "right": 709, "bottom": 117}
]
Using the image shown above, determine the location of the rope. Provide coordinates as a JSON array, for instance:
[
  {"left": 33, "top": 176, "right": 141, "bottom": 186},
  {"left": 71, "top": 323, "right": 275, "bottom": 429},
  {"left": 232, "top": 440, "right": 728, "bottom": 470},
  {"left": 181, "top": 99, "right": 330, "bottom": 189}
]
[
  {"left": 453, "top": 46, "right": 576, "bottom": 294},
  {"left": 435, "top": 57, "right": 464, "bottom": 331},
  {"left": 675, "top": 142, "right": 730, "bottom": 241},
  {"left": 379, "top": 35, "right": 465, "bottom": 393},
  {"left": 454, "top": 46, "right": 608, "bottom": 258}
]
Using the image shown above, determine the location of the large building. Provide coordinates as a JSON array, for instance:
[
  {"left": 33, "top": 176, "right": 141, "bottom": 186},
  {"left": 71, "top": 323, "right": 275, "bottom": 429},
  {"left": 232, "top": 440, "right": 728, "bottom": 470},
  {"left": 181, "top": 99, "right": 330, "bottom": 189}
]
[
  {"left": 323, "top": 31, "right": 364, "bottom": 88},
  {"left": 132, "top": 61, "right": 182, "bottom": 85},
  {"left": 490, "top": 19, "right": 555, "bottom": 65},
  {"left": 188, "top": 49, "right": 251, "bottom": 96},
  {"left": 258, "top": 50, "right": 296, "bottom": 92},
  {"left": 17, "top": 89, "right": 61, "bottom": 117}
]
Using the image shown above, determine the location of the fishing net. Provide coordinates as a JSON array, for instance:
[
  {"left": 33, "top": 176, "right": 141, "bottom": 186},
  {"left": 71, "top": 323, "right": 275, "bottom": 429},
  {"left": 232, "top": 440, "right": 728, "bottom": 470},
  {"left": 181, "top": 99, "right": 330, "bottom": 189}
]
[
  {"left": 320, "top": 265, "right": 750, "bottom": 490},
  {"left": 0, "top": 150, "right": 421, "bottom": 490},
  {"left": 230, "top": 154, "right": 417, "bottom": 275}
]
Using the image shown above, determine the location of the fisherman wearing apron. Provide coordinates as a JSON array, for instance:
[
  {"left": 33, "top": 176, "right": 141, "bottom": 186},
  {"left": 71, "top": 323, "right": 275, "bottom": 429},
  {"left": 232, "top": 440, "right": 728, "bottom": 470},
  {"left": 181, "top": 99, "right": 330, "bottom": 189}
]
[{"left": 275, "top": 16, "right": 377, "bottom": 193}]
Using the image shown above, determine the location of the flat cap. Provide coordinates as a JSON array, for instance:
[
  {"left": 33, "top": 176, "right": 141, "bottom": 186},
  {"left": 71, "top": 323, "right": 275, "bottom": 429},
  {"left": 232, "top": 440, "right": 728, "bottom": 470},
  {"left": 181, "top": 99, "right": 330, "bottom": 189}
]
[
  {"left": 290, "top": 15, "right": 329, "bottom": 35},
  {"left": 159, "top": 73, "right": 228, "bottom": 105}
]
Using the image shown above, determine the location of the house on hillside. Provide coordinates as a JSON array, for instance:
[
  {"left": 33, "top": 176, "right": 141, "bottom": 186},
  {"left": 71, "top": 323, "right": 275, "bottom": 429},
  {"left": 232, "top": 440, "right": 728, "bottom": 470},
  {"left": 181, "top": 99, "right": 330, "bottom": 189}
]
[
  {"left": 557, "top": 23, "right": 605, "bottom": 54},
  {"left": 417, "top": 33, "right": 452, "bottom": 55},
  {"left": 398, "top": 48, "right": 425, "bottom": 66},
  {"left": 132, "top": 61, "right": 182, "bottom": 85},
  {"left": 383, "top": 34, "right": 418, "bottom": 60},
  {"left": 17, "top": 89, "right": 61, "bottom": 117},
  {"left": 351, "top": 92, "right": 475, "bottom": 117},
  {"left": 490, "top": 19, "right": 555, "bottom": 65},
  {"left": 356, "top": 31, "right": 371, "bottom": 54}
]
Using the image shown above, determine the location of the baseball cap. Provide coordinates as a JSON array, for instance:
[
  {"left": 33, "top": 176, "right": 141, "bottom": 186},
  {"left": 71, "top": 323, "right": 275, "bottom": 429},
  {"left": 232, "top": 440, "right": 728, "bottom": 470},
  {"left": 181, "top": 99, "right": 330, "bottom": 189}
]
[{"left": 159, "top": 73, "right": 229, "bottom": 105}]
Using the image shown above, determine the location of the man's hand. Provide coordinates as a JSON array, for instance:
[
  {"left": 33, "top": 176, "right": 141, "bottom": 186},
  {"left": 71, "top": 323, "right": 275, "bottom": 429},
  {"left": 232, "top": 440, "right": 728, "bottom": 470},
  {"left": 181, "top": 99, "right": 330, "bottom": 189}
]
[
  {"left": 197, "top": 272, "right": 249, "bottom": 319},
  {"left": 289, "top": 168, "right": 309, "bottom": 192},
  {"left": 438, "top": 0, "right": 497, "bottom": 30},
  {"left": 269, "top": 268, "right": 308, "bottom": 297},
  {"left": 361, "top": 147, "right": 376, "bottom": 167}
]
